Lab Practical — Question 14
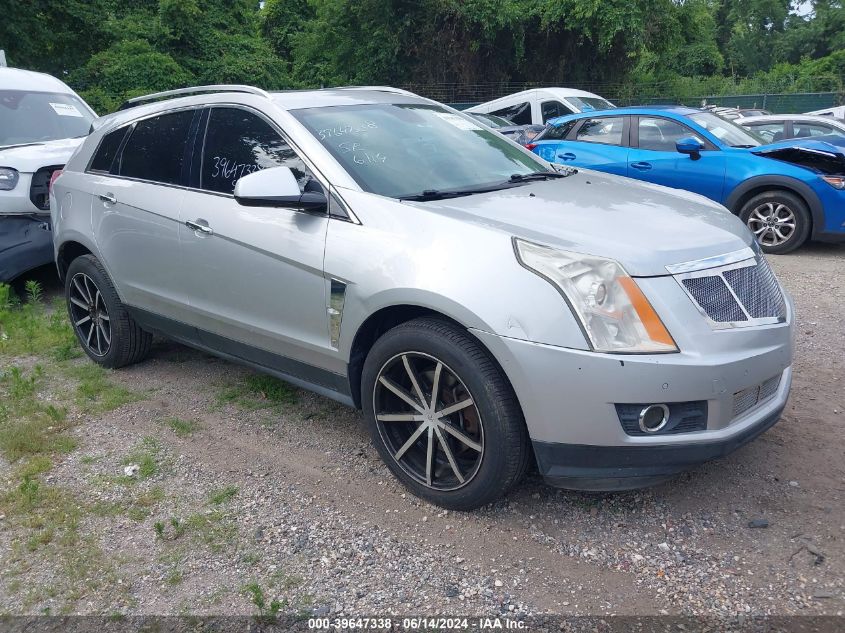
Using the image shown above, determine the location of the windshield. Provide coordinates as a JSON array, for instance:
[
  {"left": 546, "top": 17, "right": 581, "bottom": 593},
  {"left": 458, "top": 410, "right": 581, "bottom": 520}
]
[
  {"left": 0, "top": 90, "right": 95, "bottom": 147},
  {"left": 292, "top": 103, "right": 547, "bottom": 198},
  {"left": 568, "top": 96, "right": 615, "bottom": 112},
  {"left": 688, "top": 112, "right": 764, "bottom": 148},
  {"left": 470, "top": 112, "right": 514, "bottom": 128}
]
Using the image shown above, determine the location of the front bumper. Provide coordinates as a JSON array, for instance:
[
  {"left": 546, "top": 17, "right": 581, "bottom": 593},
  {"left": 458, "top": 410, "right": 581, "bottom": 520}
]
[
  {"left": 0, "top": 173, "right": 43, "bottom": 215},
  {"left": 0, "top": 215, "right": 55, "bottom": 282}
]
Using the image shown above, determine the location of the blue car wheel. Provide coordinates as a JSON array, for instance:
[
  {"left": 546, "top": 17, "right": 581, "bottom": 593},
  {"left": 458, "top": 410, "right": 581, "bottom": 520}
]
[{"left": 738, "top": 191, "right": 811, "bottom": 255}]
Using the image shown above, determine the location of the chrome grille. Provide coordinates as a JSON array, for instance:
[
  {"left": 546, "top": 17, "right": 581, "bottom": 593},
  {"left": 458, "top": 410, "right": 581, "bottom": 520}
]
[
  {"left": 682, "top": 277, "right": 746, "bottom": 323},
  {"left": 676, "top": 256, "right": 786, "bottom": 328},
  {"left": 732, "top": 374, "right": 782, "bottom": 418}
]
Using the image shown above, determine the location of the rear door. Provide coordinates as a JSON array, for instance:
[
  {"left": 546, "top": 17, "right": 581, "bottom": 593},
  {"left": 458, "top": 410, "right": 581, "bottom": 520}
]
[
  {"left": 177, "top": 105, "right": 332, "bottom": 368},
  {"left": 89, "top": 108, "right": 199, "bottom": 322},
  {"left": 627, "top": 116, "right": 727, "bottom": 201},
  {"left": 534, "top": 115, "right": 630, "bottom": 176}
]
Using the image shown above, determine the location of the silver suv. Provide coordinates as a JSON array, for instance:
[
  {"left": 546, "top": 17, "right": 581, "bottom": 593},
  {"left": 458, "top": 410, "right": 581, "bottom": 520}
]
[{"left": 51, "top": 85, "right": 794, "bottom": 510}]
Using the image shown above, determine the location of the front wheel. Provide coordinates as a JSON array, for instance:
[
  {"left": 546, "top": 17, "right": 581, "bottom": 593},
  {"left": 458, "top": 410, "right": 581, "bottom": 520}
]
[
  {"left": 739, "top": 191, "right": 811, "bottom": 254},
  {"left": 361, "top": 317, "right": 530, "bottom": 510}
]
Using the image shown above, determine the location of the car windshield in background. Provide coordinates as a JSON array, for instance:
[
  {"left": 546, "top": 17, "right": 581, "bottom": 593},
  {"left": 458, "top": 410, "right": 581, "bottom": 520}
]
[
  {"left": 292, "top": 103, "right": 547, "bottom": 199},
  {"left": 568, "top": 96, "right": 615, "bottom": 112},
  {"left": 688, "top": 112, "right": 763, "bottom": 148},
  {"left": 0, "top": 90, "right": 95, "bottom": 147}
]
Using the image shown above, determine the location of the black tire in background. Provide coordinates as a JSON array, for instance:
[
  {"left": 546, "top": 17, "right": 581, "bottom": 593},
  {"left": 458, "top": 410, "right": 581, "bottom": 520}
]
[
  {"left": 739, "top": 190, "right": 811, "bottom": 255},
  {"left": 65, "top": 254, "right": 152, "bottom": 368},
  {"left": 361, "top": 317, "right": 531, "bottom": 510}
]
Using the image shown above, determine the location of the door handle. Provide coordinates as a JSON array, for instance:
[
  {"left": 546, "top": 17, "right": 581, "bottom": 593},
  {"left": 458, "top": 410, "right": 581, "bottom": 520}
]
[
  {"left": 185, "top": 219, "right": 213, "bottom": 236},
  {"left": 631, "top": 162, "right": 652, "bottom": 171},
  {"left": 98, "top": 192, "right": 117, "bottom": 204},
  {"left": 557, "top": 152, "right": 577, "bottom": 161}
]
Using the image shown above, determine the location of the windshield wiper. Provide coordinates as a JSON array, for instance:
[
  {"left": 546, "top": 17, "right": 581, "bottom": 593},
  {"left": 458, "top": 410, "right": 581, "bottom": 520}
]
[
  {"left": 508, "top": 170, "right": 572, "bottom": 182},
  {"left": 732, "top": 144, "right": 757, "bottom": 148},
  {"left": 400, "top": 183, "right": 514, "bottom": 201}
]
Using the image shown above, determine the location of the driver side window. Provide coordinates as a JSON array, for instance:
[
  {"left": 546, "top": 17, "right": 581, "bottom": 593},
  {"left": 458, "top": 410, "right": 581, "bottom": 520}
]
[
  {"left": 638, "top": 117, "right": 704, "bottom": 152},
  {"left": 200, "top": 107, "right": 316, "bottom": 195}
]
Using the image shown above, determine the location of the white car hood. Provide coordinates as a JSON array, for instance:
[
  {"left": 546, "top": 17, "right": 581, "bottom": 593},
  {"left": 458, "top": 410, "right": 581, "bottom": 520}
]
[
  {"left": 410, "top": 170, "right": 752, "bottom": 277},
  {"left": 0, "top": 137, "right": 84, "bottom": 174}
]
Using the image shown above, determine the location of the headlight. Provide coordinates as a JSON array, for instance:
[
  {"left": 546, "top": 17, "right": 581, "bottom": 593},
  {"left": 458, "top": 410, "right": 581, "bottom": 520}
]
[
  {"left": 0, "top": 167, "right": 19, "bottom": 191},
  {"left": 514, "top": 239, "right": 678, "bottom": 353}
]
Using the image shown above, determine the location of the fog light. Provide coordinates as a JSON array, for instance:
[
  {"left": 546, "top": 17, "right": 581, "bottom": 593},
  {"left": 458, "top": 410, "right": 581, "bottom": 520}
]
[{"left": 638, "top": 404, "right": 670, "bottom": 433}]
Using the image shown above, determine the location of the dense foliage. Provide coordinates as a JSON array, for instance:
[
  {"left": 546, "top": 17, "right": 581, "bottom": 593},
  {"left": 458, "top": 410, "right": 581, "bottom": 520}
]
[{"left": 1, "top": 0, "right": 843, "bottom": 113}]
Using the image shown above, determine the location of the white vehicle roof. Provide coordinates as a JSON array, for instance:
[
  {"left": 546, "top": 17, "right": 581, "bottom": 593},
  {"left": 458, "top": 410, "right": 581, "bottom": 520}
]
[
  {"left": 805, "top": 105, "right": 845, "bottom": 118},
  {"left": 740, "top": 114, "right": 845, "bottom": 128},
  {"left": 0, "top": 67, "right": 78, "bottom": 94},
  {"left": 465, "top": 88, "right": 611, "bottom": 113}
]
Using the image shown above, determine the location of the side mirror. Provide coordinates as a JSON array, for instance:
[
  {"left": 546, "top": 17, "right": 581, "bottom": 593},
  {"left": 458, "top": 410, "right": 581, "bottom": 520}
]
[
  {"left": 234, "top": 166, "right": 327, "bottom": 213},
  {"left": 676, "top": 137, "right": 704, "bottom": 159}
]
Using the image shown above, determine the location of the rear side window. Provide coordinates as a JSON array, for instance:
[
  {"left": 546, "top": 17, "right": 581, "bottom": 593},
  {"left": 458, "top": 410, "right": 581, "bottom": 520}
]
[
  {"left": 541, "top": 100, "right": 574, "bottom": 122},
  {"left": 539, "top": 120, "right": 578, "bottom": 141},
  {"left": 118, "top": 110, "right": 195, "bottom": 185},
  {"left": 200, "top": 107, "right": 313, "bottom": 195},
  {"left": 576, "top": 117, "right": 625, "bottom": 146},
  {"left": 89, "top": 127, "right": 127, "bottom": 173},
  {"left": 744, "top": 121, "right": 786, "bottom": 144},
  {"left": 490, "top": 102, "right": 532, "bottom": 125},
  {"left": 793, "top": 122, "right": 836, "bottom": 138}
]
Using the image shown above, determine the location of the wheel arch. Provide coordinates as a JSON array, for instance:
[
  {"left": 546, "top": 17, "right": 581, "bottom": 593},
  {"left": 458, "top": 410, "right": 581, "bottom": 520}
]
[
  {"left": 725, "top": 176, "right": 823, "bottom": 237},
  {"left": 56, "top": 236, "right": 97, "bottom": 281}
]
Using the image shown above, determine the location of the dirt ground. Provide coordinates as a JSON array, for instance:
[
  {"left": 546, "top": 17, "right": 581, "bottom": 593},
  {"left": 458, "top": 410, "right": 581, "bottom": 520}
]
[{"left": 0, "top": 243, "right": 843, "bottom": 621}]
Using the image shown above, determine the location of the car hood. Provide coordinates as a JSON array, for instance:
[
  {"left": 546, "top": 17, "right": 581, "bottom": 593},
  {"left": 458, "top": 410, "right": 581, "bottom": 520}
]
[
  {"left": 0, "top": 137, "right": 84, "bottom": 173},
  {"left": 407, "top": 170, "right": 752, "bottom": 277},
  {"left": 749, "top": 138, "right": 845, "bottom": 175}
]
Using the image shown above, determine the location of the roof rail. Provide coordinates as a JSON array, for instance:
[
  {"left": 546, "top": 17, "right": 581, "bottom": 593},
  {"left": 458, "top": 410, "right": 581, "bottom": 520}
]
[
  {"left": 335, "top": 86, "right": 418, "bottom": 97},
  {"left": 118, "top": 84, "right": 271, "bottom": 111}
]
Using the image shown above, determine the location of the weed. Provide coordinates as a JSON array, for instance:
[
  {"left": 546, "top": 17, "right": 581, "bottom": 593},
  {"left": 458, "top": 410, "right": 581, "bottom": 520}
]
[
  {"left": 24, "top": 280, "right": 43, "bottom": 304},
  {"left": 154, "top": 521, "right": 165, "bottom": 539},
  {"left": 244, "top": 582, "right": 284, "bottom": 623},
  {"left": 217, "top": 373, "right": 297, "bottom": 410},
  {"left": 162, "top": 416, "right": 200, "bottom": 438},
  {"left": 208, "top": 485, "right": 238, "bottom": 505},
  {"left": 63, "top": 364, "right": 140, "bottom": 414}
]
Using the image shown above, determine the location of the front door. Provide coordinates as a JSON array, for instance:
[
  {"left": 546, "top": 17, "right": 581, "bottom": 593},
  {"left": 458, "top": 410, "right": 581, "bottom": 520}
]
[
  {"left": 627, "top": 116, "right": 727, "bottom": 202},
  {"left": 178, "top": 106, "right": 331, "bottom": 370}
]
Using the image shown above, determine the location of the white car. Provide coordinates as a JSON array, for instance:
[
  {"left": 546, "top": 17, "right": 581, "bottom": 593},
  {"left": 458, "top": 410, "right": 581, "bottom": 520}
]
[
  {"left": 465, "top": 88, "right": 615, "bottom": 126},
  {"left": 0, "top": 67, "right": 96, "bottom": 281},
  {"left": 739, "top": 114, "right": 845, "bottom": 143},
  {"left": 806, "top": 105, "right": 845, "bottom": 119}
]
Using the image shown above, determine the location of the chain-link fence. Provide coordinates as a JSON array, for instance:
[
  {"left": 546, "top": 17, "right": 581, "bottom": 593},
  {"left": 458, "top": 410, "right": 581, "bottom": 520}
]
[{"left": 403, "top": 76, "right": 845, "bottom": 114}]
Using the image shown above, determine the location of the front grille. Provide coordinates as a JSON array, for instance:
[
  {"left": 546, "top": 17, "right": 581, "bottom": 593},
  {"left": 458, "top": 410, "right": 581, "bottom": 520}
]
[
  {"left": 679, "top": 258, "right": 786, "bottom": 326},
  {"left": 732, "top": 374, "right": 781, "bottom": 418},
  {"left": 29, "top": 165, "right": 63, "bottom": 212},
  {"left": 615, "top": 401, "right": 708, "bottom": 436}
]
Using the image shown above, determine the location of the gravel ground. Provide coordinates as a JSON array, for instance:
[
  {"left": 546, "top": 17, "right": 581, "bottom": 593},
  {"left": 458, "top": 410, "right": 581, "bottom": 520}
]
[{"left": 1, "top": 243, "right": 843, "bottom": 620}]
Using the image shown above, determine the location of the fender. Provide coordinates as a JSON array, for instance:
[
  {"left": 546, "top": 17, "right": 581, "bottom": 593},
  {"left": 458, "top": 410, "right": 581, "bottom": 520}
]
[
  {"left": 724, "top": 175, "right": 825, "bottom": 238},
  {"left": 55, "top": 230, "right": 102, "bottom": 280}
]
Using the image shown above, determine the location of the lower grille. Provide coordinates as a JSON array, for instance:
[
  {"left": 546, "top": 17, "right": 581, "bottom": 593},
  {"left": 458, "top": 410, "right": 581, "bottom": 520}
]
[
  {"left": 615, "top": 401, "right": 708, "bottom": 436},
  {"left": 29, "top": 165, "right": 63, "bottom": 212},
  {"left": 678, "top": 257, "right": 786, "bottom": 327},
  {"left": 732, "top": 375, "right": 781, "bottom": 418}
]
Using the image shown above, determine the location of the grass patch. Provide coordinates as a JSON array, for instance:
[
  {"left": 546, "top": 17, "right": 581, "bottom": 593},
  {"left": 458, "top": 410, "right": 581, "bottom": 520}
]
[
  {"left": 63, "top": 364, "right": 140, "bottom": 414},
  {"left": 121, "top": 437, "right": 163, "bottom": 481},
  {"left": 217, "top": 373, "right": 297, "bottom": 411},
  {"left": 0, "top": 284, "right": 80, "bottom": 360},
  {"left": 0, "top": 365, "right": 75, "bottom": 462},
  {"left": 208, "top": 485, "right": 238, "bottom": 505},
  {"left": 154, "top": 510, "right": 237, "bottom": 553},
  {"left": 162, "top": 416, "right": 200, "bottom": 438}
]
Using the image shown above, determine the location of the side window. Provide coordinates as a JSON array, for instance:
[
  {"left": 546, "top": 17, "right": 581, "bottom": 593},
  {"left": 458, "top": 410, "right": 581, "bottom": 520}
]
[
  {"left": 490, "top": 102, "right": 532, "bottom": 126},
  {"left": 538, "top": 120, "right": 578, "bottom": 141},
  {"left": 576, "top": 117, "right": 625, "bottom": 146},
  {"left": 541, "top": 100, "right": 574, "bottom": 123},
  {"left": 118, "top": 110, "right": 195, "bottom": 185},
  {"left": 200, "top": 107, "right": 314, "bottom": 195},
  {"left": 794, "top": 122, "right": 835, "bottom": 138},
  {"left": 744, "top": 122, "right": 786, "bottom": 144},
  {"left": 637, "top": 117, "right": 705, "bottom": 151},
  {"left": 89, "top": 127, "right": 128, "bottom": 173}
]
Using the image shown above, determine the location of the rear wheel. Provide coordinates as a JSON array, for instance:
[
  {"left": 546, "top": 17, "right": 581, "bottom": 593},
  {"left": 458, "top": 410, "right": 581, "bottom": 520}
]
[
  {"left": 65, "top": 255, "right": 152, "bottom": 368},
  {"left": 739, "top": 191, "right": 811, "bottom": 254},
  {"left": 361, "top": 317, "right": 530, "bottom": 510}
]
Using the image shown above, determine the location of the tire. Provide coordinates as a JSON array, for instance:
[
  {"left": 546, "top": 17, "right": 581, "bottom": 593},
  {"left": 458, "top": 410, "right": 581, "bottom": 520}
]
[
  {"left": 361, "top": 317, "right": 531, "bottom": 510},
  {"left": 738, "top": 191, "right": 811, "bottom": 255},
  {"left": 65, "top": 254, "right": 152, "bottom": 368}
]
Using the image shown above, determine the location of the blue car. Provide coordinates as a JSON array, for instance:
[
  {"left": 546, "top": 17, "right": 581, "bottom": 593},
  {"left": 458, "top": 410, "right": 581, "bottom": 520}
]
[{"left": 530, "top": 106, "right": 845, "bottom": 253}]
